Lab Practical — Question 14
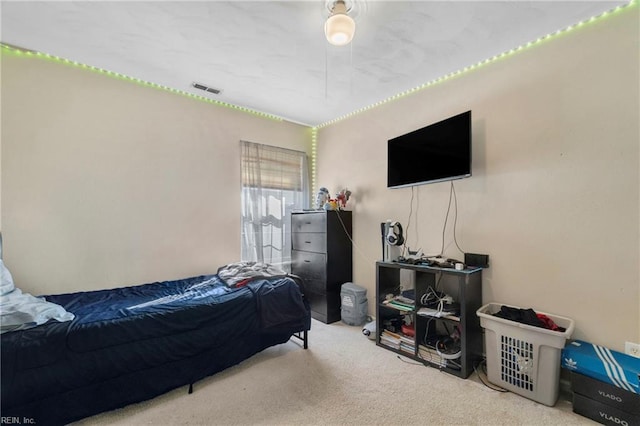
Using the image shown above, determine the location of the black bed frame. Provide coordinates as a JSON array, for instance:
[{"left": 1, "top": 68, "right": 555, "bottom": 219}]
[
  {"left": 2, "top": 273, "right": 311, "bottom": 425},
  {"left": 292, "top": 329, "right": 309, "bottom": 349}
]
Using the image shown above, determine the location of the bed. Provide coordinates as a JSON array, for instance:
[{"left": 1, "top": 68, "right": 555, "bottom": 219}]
[{"left": 0, "top": 263, "right": 311, "bottom": 425}]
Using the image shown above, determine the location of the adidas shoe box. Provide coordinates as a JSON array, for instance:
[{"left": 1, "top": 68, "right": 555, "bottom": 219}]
[
  {"left": 340, "top": 282, "right": 367, "bottom": 326},
  {"left": 561, "top": 340, "right": 639, "bottom": 425}
]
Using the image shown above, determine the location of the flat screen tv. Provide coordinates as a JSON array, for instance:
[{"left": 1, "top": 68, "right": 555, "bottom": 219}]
[{"left": 387, "top": 111, "right": 471, "bottom": 188}]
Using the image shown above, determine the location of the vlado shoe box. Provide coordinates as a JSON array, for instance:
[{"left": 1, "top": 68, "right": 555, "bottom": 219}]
[
  {"left": 572, "top": 393, "right": 638, "bottom": 426},
  {"left": 562, "top": 340, "right": 639, "bottom": 425}
]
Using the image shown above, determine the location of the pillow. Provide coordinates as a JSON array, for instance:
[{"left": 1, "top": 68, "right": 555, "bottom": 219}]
[
  {"left": 1, "top": 260, "right": 15, "bottom": 296},
  {"left": 0, "top": 260, "right": 75, "bottom": 334}
]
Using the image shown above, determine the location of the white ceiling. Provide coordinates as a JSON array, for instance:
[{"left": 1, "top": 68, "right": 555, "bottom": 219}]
[{"left": 1, "top": 1, "right": 628, "bottom": 126}]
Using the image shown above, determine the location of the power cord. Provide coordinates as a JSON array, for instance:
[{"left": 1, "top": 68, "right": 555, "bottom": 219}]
[
  {"left": 451, "top": 182, "right": 465, "bottom": 256},
  {"left": 398, "top": 354, "right": 460, "bottom": 371},
  {"left": 420, "top": 286, "right": 450, "bottom": 314},
  {"left": 440, "top": 181, "right": 466, "bottom": 258},
  {"left": 334, "top": 209, "right": 374, "bottom": 265},
  {"left": 439, "top": 183, "right": 454, "bottom": 256},
  {"left": 402, "top": 186, "right": 416, "bottom": 258},
  {"left": 473, "top": 358, "right": 509, "bottom": 393},
  {"left": 396, "top": 355, "right": 423, "bottom": 366}
]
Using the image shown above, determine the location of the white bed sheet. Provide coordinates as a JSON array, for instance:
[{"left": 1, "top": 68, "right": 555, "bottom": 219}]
[{"left": 1, "top": 260, "right": 74, "bottom": 334}]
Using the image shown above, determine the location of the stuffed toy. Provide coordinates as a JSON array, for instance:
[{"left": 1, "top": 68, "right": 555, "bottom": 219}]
[
  {"left": 336, "top": 188, "right": 352, "bottom": 209},
  {"left": 315, "top": 187, "right": 330, "bottom": 210}
]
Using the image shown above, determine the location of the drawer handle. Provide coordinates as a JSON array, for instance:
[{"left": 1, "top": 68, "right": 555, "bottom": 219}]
[
  {"left": 305, "top": 241, "right": 311, "bottom": 244},
  {"left": 305, "top": 222, "right": 311, "bottom": 224},
  {"left": 304, "top": 260, "right": 311, "bottom": 263}
]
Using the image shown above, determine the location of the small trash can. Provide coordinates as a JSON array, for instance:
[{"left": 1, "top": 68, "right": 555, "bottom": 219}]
[
  {"left": 476, "top": 303, "right": 575, "bottom": 406},
  {"left": 341, "top": 282, "right": 368, "bottom": 326}
]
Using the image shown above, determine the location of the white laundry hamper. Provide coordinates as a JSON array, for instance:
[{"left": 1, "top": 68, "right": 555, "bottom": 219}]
[{"left": 476, "top": 303, "right": 575, "bottom": 406}]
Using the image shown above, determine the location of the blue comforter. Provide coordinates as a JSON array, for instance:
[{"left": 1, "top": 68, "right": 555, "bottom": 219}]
[
  {"left": 29, "top": 274, "right": 307, "bottom": 352},
  {"left": 1, "top": 274, "right": 310, "bottom": 425}
]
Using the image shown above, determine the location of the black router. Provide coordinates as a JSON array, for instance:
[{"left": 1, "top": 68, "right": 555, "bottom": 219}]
[{"left": 464, "top": 253, "right": 489, "bottom": 268}]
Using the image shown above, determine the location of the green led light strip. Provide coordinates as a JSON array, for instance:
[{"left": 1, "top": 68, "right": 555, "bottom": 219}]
[
  {"left": 2, "top": 0, "right": 635, "bottom": 183},
  {"left": 0, "top": 43, "right": 284, "bottom": 122},
  {"left": 310, "top": 127, "right": 318, "bottom": 201},
  {"left": 317, "top": 0, "right": 637, "bottom": 128}
]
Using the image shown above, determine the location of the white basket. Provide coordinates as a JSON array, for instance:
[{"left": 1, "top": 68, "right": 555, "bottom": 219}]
[{"left": 476, "top": 303, "right": 575, "bottom": 406}]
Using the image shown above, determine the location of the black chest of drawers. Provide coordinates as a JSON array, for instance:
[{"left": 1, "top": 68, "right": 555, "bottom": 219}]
[{"left": 290, "top": 210, "right": 352, "bottom": 324}]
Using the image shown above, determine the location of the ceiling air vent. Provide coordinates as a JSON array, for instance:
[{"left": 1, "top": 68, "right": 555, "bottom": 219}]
[{"left": 192, "top": 82, "right": 222, "bottom": 95}]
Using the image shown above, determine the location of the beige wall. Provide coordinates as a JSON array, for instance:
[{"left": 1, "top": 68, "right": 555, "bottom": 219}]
[
  {"left": 1, "top": 6, "right": 637, "bottom": 353},
  {"left": 1, "top": 53, "right": 310, "bottom": 294},
  {"left": 317, "top": 7, "right": 639, "bottom": 351}
]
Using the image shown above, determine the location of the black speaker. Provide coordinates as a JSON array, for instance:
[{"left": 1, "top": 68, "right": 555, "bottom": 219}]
[{"left": 464, "top": 253, "right": 489, "bottom": 268}]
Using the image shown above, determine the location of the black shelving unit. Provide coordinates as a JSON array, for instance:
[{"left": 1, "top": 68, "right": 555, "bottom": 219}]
[{"left": 376, "top": 261, "right": 483, "bottom": 378}]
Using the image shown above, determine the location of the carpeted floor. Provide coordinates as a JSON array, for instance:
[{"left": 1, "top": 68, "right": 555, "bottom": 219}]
[{"left": 74, "top": 319, "right": 594, "bottom": 425}]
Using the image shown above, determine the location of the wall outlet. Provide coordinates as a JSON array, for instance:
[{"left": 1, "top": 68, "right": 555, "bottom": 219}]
[{"left": 625, "top": 341, "right": 640, "bottom": 358}]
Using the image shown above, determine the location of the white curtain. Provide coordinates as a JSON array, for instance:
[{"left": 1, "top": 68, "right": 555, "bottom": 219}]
[{"left": 240, "top": 141, "right": 310, "bottom": 271}]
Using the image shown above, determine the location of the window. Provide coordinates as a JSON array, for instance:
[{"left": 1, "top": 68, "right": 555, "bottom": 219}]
[{"left": 240, "top": 141, "right": 310, "bottom": 270}]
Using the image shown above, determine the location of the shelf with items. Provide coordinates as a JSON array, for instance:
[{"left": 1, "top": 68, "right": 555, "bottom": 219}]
[
  {"left": 375, "top": 261, "right": 483, "bottom": 378},
  {"left": 377, "top": 304, "right": 417, "bottom": 356},
  {"left": 415, "top": 313, "right": 464, "bottom": 373}
]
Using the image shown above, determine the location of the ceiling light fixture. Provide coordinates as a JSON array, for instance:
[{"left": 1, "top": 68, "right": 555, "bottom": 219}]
[
  {"left": 317, "top": 0, "right": 636, "bottom": 128},
  {"left": 325, "top": 0, "right": 355, "bottom": 46}
]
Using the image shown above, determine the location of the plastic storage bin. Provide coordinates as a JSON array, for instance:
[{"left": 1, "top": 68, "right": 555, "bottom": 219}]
[
  {"left": 341, "top": 282, "right": 368, "bottom": 325},
  {"left": 476, "top": 303, "right": 575, "bottom": 406}
]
